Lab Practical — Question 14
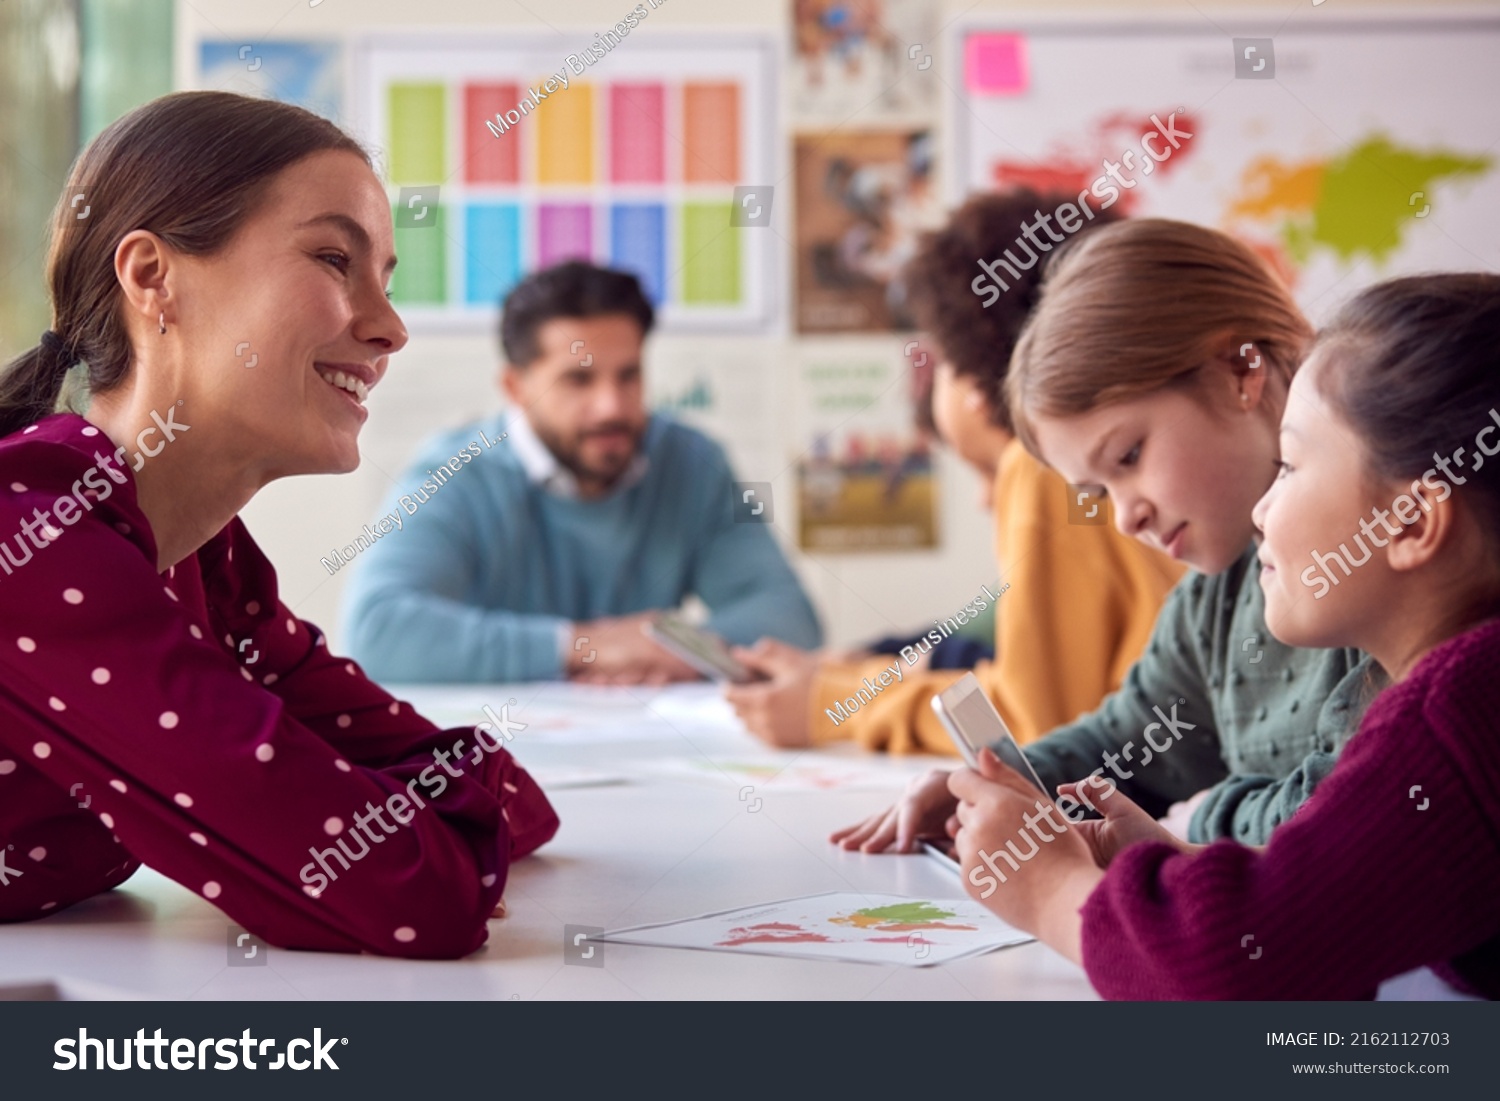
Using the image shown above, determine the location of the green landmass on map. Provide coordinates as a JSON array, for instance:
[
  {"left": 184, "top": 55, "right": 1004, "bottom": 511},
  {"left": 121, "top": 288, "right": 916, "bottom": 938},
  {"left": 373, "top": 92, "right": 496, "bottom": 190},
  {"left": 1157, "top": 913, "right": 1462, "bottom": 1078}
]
[
  {"left": 845, "top": 902, "right": 957, "bottom": 924},
  {"left": 1229, "top": 135, "right": 1491, "bottom": 266}
]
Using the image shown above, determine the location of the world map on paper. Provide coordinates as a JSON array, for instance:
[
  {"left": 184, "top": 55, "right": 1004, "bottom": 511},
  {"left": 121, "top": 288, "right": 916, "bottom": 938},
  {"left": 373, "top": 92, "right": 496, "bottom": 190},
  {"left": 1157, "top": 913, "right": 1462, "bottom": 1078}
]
[
  {"left": 599, "top": 892, "right": 1031, "bottom": 966},
  {"left": 718, "top": 901, "right": 979, "bottom": 947}
]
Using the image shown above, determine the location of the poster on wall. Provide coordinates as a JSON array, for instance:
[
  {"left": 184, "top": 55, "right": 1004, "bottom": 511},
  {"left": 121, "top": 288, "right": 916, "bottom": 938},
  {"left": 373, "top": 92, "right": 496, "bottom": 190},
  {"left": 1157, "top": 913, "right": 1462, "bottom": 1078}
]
[
  {"left": 795, "top": 346, "right": 936, "bottom": 552},
  {"left": 647, "top": 340, "right": 780, "bottom": 487},
  {"left": 791, "top": 0, "right": 937, "bottom": 122},
  {"left": 794, "top": 129, "right": 938, "bottom": 334},
  {"left": 950, "top": 15, "right": 1500, "bottom": 322},
  {"left": 352, "top": 31, "right": 778, "bottom": 332},
  {"left": 198, "top": 41, "right": 343, "bottom": 121}
]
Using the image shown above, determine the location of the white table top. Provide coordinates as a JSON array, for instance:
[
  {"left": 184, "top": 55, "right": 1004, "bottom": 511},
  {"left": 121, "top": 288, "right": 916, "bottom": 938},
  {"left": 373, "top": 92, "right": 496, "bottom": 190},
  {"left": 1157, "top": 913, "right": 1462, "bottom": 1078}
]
[{"left": 0, "top": 683, "right": 1097, "bottom": 1001}]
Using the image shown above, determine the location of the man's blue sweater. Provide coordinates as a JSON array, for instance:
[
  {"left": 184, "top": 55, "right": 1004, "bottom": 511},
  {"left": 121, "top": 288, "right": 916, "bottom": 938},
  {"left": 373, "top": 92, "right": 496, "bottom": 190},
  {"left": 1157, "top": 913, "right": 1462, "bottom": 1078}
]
[{"left": 340, "top": 412, "right": 822, "bottom": 681}]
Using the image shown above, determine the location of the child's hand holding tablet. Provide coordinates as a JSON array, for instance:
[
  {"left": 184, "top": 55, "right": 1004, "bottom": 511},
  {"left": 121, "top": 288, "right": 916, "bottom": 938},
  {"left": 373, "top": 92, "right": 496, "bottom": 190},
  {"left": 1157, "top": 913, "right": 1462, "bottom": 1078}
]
[{"left": 930, "top": 673, "right": 1049, "bottom": 793}]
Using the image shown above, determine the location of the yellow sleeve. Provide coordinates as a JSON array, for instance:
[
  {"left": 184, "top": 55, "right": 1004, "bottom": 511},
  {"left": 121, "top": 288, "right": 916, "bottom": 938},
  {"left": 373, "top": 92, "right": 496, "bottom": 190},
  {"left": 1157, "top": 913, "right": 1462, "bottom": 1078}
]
[
  {"left": 988, "top": 441, "right": 1185, "bottom": 743},
  {"left": 807, "top": 656, "right": 964, "bottom": 755},
  {"left": 806, "top": 441, "right": 1184, "bottom": 755}
]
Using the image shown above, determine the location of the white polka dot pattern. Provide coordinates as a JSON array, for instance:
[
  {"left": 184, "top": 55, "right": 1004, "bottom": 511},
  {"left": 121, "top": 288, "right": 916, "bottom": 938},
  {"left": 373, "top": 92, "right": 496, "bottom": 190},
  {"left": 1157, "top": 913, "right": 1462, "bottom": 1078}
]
[{"left": 0, "top": 415, "right": 558, "bottom": 960}]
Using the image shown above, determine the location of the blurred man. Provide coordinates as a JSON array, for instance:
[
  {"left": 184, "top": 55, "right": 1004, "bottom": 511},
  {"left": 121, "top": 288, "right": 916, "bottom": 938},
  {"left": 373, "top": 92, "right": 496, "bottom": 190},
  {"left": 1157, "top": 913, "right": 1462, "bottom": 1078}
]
[{"left": 343, "top": 261, "right": 821, "bottom": 683}]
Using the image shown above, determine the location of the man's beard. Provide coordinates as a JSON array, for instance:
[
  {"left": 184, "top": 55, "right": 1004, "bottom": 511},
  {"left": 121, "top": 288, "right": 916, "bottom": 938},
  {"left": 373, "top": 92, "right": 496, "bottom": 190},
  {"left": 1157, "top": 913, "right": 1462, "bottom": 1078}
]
[{"left": 533, "top": 418, "right": 644, "bottom": 487}]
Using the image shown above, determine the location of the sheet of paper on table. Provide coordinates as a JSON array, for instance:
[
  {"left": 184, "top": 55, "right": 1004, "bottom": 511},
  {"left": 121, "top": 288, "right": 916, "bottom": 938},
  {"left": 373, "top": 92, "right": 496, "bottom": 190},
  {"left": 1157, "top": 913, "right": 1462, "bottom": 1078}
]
[
  {"left": 525, "top": 765, "right": 632, "bottom": 789},
  {"left": 597, "top": 891, "right": 1033, "bottom": 966},
  {"left": 636, "top": 754, "right": 927, "bottom": 792},
  {"left": 393, "top": 683, "right": 744, "bottom": 745}
]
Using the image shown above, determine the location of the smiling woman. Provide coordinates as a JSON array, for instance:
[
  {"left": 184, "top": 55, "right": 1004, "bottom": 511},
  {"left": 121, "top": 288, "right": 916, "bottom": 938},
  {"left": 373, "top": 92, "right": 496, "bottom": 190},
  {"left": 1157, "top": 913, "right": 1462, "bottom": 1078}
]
[{"left": 0, "top": 91, "right": 558, "bottom": 958}]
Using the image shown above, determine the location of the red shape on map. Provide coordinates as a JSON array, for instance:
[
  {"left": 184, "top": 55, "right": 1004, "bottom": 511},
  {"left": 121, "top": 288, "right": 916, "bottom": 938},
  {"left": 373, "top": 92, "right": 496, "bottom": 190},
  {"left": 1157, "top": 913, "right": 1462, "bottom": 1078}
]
[
  {"left": 990, "top": 110, "right": 1200, "bottom": 214},
  {"left": 716, "top": 921, "right": 836, "bottom": 946}
]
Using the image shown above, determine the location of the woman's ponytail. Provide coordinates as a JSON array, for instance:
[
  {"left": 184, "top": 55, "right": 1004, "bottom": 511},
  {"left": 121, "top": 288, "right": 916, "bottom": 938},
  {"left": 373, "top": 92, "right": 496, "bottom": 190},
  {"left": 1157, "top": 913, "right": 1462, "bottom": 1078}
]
[{"left": 0, "top": 334, "right": 75, "bottom": 437}]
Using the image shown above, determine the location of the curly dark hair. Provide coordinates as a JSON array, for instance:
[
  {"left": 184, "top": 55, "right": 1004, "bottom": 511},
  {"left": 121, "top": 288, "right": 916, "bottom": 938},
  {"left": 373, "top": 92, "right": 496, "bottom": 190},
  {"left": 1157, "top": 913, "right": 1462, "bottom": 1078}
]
[{"left": 902, "top": 188, "right": 1122, "bottom": 432}]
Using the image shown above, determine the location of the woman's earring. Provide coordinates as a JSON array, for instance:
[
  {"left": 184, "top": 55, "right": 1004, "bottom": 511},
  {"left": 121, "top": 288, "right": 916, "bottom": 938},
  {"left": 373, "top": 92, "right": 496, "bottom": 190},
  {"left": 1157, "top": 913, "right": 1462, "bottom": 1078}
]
[
  {"left": 158, "top": 311, "right": 166, "bottom": 335},
  {"left": 1240, "top": 392, "right": 1250, "bottom": 404}
]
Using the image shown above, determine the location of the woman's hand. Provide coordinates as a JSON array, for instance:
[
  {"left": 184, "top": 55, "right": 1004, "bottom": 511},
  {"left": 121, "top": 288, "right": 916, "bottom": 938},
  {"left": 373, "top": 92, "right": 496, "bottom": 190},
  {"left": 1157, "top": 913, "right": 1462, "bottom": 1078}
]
[
  {"left": 949, "top": 750, "right": 1104, "bottom": 959},
  {"left": 1057, "top": 777, "right": 1201, "bottom": 868},
  {"left": 723, "top": 640, "right": 822, "bottom": 747},
  {"left": 829, "top": 768, "right": 958, "bottom": 853}
]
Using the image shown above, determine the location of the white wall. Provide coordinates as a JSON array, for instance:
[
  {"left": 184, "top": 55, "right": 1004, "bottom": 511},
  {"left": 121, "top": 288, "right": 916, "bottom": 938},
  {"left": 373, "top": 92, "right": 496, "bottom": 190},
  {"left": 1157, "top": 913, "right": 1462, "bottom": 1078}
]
[{"left": 172, "top": 0, "right": 1483, "bottom": 651}]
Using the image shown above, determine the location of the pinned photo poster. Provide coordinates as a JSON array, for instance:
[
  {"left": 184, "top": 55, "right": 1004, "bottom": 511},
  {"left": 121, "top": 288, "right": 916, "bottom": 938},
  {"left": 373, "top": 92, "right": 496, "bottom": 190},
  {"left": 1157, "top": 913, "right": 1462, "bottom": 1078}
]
[
  {"left": 198, "top": 41, "right": 344, "bottom": 121},
  {"left": 790, "top": 0, "right": 937, "bottom": 121},
  {"left": 795, "top": 346, "right": 937, "bottom": 552},
  {"left": 794, "top": 129, "right": 940, "bottom": 333}
]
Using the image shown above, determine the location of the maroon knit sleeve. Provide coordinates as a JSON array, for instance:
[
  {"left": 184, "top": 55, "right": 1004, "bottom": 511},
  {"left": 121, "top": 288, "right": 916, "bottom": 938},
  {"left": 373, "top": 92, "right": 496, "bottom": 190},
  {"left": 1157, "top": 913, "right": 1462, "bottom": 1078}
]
[{"left": 1079, "top": 624, "right": 1500, "bottom": 999}]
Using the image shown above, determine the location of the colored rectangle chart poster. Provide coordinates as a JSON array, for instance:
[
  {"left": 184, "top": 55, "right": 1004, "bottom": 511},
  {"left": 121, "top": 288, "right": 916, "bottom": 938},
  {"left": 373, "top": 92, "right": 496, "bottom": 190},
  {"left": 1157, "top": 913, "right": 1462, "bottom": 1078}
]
[
  {"left": 353, "top": 32, "right": 776, "bottom": 331},
  {"left": 598, "top": 892, "right": 1032, "bottom": 966},
  {"left": 795, "top": 347, "right": 936, "bottom": 552},
  {"left": 794, "top": 129, "right": 939, "bottom": 333}
]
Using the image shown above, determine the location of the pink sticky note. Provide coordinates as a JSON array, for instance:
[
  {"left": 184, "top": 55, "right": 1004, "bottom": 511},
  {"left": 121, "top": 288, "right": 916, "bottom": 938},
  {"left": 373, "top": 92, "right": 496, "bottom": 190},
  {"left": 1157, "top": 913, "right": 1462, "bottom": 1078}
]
[{"left": 966, "top": 34, "right": 1029, "bottom": 95}]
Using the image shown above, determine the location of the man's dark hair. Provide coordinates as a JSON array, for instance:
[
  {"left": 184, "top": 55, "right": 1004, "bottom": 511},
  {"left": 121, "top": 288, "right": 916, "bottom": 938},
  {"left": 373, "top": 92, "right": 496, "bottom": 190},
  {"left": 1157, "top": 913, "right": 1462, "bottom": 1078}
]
[
  {"left": 500, "top": 260, "right": 655, "bottom": 367},
  {"left": 902, "top": 188, "right": 1122, "bottom": 432}
]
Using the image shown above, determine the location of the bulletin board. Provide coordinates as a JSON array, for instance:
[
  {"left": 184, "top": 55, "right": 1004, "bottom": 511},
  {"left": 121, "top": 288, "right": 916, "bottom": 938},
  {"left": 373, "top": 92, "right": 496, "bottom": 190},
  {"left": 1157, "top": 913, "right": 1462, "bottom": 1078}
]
[
  {"left": 949, "top": 12, "right": 1500, "bottom": 322},
  {"left": 352, "top": 32, "right": 779, "bottom": 332}
]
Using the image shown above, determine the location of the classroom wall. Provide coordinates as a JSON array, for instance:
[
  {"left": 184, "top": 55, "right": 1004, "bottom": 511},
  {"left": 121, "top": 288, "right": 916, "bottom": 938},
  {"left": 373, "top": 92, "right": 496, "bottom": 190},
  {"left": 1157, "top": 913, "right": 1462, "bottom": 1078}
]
[{"left": 167, "top": 0, "right": 1493, "bottom": 655}]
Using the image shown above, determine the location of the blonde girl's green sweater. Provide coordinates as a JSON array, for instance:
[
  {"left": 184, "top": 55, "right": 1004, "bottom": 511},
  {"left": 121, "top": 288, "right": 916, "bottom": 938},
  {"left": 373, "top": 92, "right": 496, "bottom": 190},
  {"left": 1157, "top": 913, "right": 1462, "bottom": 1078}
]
[{"left": 1023, "top": 543, "right": 1383, "bottom": 844}]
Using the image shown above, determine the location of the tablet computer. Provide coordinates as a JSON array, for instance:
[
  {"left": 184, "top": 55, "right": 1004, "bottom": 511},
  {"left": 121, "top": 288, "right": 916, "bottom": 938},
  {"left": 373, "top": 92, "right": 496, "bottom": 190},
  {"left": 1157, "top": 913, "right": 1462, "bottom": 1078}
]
[
  {"left": 930, "top": 672, "right": 1049, "bottom": 795},
  {"left": 642, "top": 615, "right": 762, "bottom": 685}
]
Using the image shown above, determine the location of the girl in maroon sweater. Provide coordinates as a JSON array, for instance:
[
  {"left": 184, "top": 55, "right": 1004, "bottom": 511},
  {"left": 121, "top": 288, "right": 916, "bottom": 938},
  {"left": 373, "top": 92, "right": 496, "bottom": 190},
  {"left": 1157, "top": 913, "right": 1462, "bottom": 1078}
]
[
  {"left": 0, "top": 92, "right": 558, "bottom": 958},
  {"left": 951, "top": 273, "right": 1500, "bottom": 998}
]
